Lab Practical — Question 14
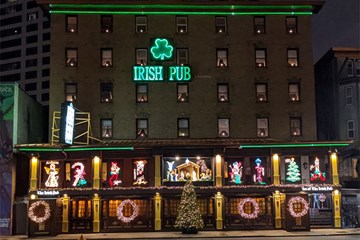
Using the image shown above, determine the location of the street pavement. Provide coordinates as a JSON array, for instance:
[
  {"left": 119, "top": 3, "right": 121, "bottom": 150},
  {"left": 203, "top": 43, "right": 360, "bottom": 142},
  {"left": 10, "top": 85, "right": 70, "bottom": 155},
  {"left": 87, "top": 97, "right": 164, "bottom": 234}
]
[{"left": 1, "top": 228, "right": 359, "bottom": 240}]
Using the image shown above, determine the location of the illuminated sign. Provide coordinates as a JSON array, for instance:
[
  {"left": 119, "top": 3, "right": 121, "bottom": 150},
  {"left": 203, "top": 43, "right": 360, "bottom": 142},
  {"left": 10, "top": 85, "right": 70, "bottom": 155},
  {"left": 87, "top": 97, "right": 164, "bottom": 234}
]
[
  {"left": 301, "top": 186, "right": 333, "bottom": 191},
  {"left": 60, "top": 102, "right": 75, "bottom": 145},
  {"left": 133, "top": 38, "right": 191, "bottom": 82},
  {"left": 36, "top": 190, "right": 60, "bottom": 196}
]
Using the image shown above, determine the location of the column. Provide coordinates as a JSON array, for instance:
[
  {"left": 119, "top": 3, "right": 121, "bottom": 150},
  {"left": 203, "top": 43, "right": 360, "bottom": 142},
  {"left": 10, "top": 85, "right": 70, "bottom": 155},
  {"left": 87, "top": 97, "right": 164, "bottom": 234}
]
[
  {"left": 272, "top": 154, "right": 280, "bottom": 186},
  {"left": 93, "top": 194, "right": 100, "bottom": 232},
  {"left": 331, "top": 153, "right": 339, "bottom": 185},
  {"left": 215, "top": 155, "right": 223, "bottom": 187},
  {"left": 273, "top": 191, "right": 282, "bottom": 229},
  {"left": 215, "top": 192, "right": 223, "bottom": 230},
  {"left": 332, "top": 190, "right": 341, "bottom": 228},
  {"left": 154, "top": 155, "right": 161, "bottom": 187},
  {"left": 30, "top": 156, "right": 38, "bottom": 191},
  {"left": 93, "top": 156, "right": 101, "bottom": 190},
  {"left": 154, "top": 192, "right": 162, "bottom": 230},
  {"left": 62, "top": 194, "right": 69, "bottom": 233}
]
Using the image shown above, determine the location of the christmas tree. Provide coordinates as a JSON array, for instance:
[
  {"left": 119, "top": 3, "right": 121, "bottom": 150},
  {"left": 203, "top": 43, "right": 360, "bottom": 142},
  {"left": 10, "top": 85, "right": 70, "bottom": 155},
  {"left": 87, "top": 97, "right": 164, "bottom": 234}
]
[
  {"left": 175, "top": 181, "right": 204, "bottom": 233},
  {"left": 286, "top": 158, "right": 301, "bottom": 182}
]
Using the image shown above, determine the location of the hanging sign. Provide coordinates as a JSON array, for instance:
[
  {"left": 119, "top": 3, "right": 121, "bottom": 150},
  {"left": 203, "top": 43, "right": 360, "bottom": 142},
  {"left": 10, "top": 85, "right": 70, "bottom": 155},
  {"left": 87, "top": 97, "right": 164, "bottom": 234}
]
[{"left": 59, "top": 101, "right": 75, "bottom": 145}]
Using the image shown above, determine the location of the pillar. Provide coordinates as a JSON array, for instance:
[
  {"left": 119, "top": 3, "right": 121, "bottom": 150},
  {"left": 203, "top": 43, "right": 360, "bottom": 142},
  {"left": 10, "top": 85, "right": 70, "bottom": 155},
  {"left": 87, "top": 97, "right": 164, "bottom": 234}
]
[
  {"left": 154, "top": 155, "right": 161, "bottom": 187},
  {"left": 332, "top": 190, "right": 341, "bottom": 228},
  {"left": 272, "top": 154, "right": 280, "bottom": 186},
  {"left": 62, "top": 194, "right": 69, "bottom": 233},
  {"left": 93, "top": 156, "right": 101, "bottom": 190},
  {"left": 215, "top": 192, "right": 223, "bottom": 230},
  {"left": 154, "top": 193, "right": 162, "bottom": 230},
  {"left": 331, "top": 153, "right": 339, "bottom": 185},
  {"left": 215, "top": 155, "right": 223, "bottom": 187},
  {"left": 93, "top": 194, "right": 100, "bottom": 232},
  {"left": 273, "top": 191, "right": 282, "bottom": 228},
  {"left": 30, "top": 156, "right": 38, "bottom": 191}
]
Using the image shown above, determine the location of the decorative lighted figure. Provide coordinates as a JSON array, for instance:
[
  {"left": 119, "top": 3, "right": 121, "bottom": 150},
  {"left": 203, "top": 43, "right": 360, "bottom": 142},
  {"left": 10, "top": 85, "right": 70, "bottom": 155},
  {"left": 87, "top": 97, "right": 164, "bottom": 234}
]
[
  {"left": 313, "top": 193, "right": 320, "bottom": 208},
  {"left": 166, "top": 161, "right": 175, "bottom": 181},
  {"left": 150, "top": 38, "right": 173, "bottom": 60},
  {"left": 229, "top": 161, "right": 243, "bottom": 184},
  {"left": 253, "top": 158, "right": 265, "bottom": 184},
  {"left": 310, "top": 157, "right": 326, "bottom": 182},
  {"left": 196, "top": 159, "right": 212, "bottom": 181},
  {"left": 133, "top": 160, "right": 148, "bottom": 185},
  {"left": 109, "top": 162, "right": 121, "bottom": 187},
  {"left": 319, "top": 193, "right": 326, "bottom": 208},
  {"left": 164, "top": 158, "right": 212, "bottom": 182},
  {"left": 285, "top": 157, "right": 301, "bottom": 183},
  {"left": 71, "top": 162, "right": 87, "bottom": 187},
  {"left": 44, "top": 161, "right": 59, "bottom": 187}
]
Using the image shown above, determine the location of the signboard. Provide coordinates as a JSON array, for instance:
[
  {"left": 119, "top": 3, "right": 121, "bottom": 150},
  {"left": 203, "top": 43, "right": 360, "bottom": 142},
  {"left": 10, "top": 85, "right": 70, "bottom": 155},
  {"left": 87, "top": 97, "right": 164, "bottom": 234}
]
[{"left": 59, "top": 102, "right": 75, "bottom": 145}]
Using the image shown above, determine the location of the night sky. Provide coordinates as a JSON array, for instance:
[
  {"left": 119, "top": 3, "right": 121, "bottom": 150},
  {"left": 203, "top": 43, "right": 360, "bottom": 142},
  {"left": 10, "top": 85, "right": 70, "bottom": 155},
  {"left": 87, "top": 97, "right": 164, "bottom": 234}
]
[{"left": 312, "top": 0, "right": 360, "bottom": 63}]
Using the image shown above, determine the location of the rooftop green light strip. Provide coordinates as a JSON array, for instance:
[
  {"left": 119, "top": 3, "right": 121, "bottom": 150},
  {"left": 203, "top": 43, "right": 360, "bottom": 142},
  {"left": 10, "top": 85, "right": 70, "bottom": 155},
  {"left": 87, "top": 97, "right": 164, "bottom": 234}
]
[
  {"left": 18, "top": 146, "right": 134, "bottom": 152},
  {"left": 50, "top": 10, "right": 312, "bottom": 16},
  {"left": 49, "top": 4, "right": 313, "bottom": 10},
  {"left": 239, "top": 143, "right": 350, "bottom": 149}
]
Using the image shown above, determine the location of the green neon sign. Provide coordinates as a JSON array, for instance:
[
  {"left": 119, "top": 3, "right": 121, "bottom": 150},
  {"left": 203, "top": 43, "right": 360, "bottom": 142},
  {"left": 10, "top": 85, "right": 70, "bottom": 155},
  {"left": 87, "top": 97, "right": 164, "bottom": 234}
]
[
  {"left": 150, "top": 38, "right": 173, "bottom": 60},
  {"left": 133, "top": 66, "right": 191, "bottom": 82},
  {"left": 17, "top": 146, "right": 134, "bottom": 152},
  {"left": 239, "top": 143, "right": 349, "bottom": 149}
]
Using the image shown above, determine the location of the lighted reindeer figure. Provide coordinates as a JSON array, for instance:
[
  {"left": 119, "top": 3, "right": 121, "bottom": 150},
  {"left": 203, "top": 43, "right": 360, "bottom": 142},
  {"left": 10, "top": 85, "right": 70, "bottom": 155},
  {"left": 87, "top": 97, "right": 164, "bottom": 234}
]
[{"left": 72, "top": 162, "right": 87, "bottom": 187}]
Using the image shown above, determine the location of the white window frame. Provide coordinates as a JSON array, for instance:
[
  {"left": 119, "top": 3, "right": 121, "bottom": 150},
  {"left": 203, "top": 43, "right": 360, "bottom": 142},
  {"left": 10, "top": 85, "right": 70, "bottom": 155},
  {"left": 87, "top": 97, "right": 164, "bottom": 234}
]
[
  {"left": 355, "top": 59, "right": 360, "bottom": 76},
  {"left": 345, "top": 86, "right": 353, "bottom": 105},
  {"left": 347, "top": 120, "right": 355, "bottom": 139},
  {"left": 347, "top": 60, "right": 354, "bottom": 76}
]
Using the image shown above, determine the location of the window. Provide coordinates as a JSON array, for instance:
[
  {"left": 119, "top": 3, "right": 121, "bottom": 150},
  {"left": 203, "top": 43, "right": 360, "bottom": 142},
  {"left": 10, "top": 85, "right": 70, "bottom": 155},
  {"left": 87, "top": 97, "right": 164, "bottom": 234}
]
[
  {"left": 101, "top": 15, "right": 113, "bottom": 33},
  {"left": 355, "top": 60, "right": 360, "bottom": 76},
  {"left": 176, "top": 16, "right": 187, "bottom": 33},
  {"left": 101, "top": 48, "right": 113, "bottom": 67},
  {"left": 66, "top": 48, "right": 78, "bottom": 67},
  {"left": 136, "top": 16, "right": 147, "bottom": 33},
  {"left": 257, "top": 118, "right": 268, "bottom": 137},
  {"left": 177, "top": 49, "right": 188, "bottom": 66},
  {"left": 347, "top": 60, "right": 354, "bottom": 76},
  {"left": 256, "top": 84, "right": 267, "bottom": 102},
  {"left": 218, "top": 118, "right": 229, "bottom": 137},
  {"left": 217, "top": 84, "right": 229, "bottom": 102},
  {"left": 26, "top": 35, "right": 37, "bottom": 44},
  {"left": 101, "top": 83, "right": 113, "bottom": 103},
  {"left": 347, "top": 120, "right": 355, "bottom": 139},
  {"left": 136, "top": 49, "right": 147, "bottom": 66},
  {"left": 287, "top": 49, "right": 299, "bottom": 67},
  {"left": 215, "top": 16, "right": 227, "bottom": 33},
  {"left": 137, "top": 118, "right": 148, "bottom": 137},
  {"left": 26, "top": 47, "right": 37, "bottom": 56},
  {"left": 42, "top": 69, "right": 50, "bottom": 77},
  {"left": 25, "top": 83, "right": 36, "bottom": 91},
  {"left": 41, "top": 93, "right": 49, "bottom": 102},
  {"left": 26, "top": 23, "right": 38, "bottom": 32},
  {"left": 290, "top": 117, "right": 302, "bottom": 136},
  {"left": 254, "top": 16, "right": 265, "bottom": 34},
  {"left": 217, "top": 49, "right": 228, "bottom": 67},
  {"left": 43, "top": 56, "right": 50, "bottom": 65},
  {"left": 101, "top": 119, "right": 113, "bottom": 138},
  {"left": 66, "top": 15, "right": 78, "bottom": 33},
  {"left": 27, "top": 12, "right": 37, "bottom": 21},
  {"left": 25, "top": 71, "right": 37, "bottom": 79},
  {"left": 136, "top": 84, "right": 148, "bottom": 102},
  {"left": 178, "top": 118, "right": 189, "bottom": 137},
  {"left": 43, "top": 32, "right": 50, "bottom": 41},
  {"left": 289, "top": 83, "right": 300, "bottom": 102},
  {"left": 42, "top": 45, "right": 50, "bottom": 53},
  {"left": 26, "top": 59, "right": 37, "bottom": 67},
  {"left": 177, "top": 84, "right": 188, "bottom": 102},
  {"left": 345, "top": 86, "right": 353, "bottom": 105},
  {"left": 286, "top": 16, "right": 297, "bottom": 34},
  {"left": 65, "top": 83, "right": 77, "bottom": 101},
  {"left": 255, "top": 49, "right": 266, "bottom": 67}
]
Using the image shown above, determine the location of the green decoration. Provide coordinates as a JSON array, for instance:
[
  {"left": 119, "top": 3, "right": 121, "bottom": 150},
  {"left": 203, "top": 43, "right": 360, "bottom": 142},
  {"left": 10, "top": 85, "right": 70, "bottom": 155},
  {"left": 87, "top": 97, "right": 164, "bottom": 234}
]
[
  {"left": 150, "top": 39, "right": 173, "bottom": 60},
  {"left": 175, "top": 181, "right": 204, "bottom": 234},
  {"left": 286, "top": 158, "right": 301, "bottom": 183}
]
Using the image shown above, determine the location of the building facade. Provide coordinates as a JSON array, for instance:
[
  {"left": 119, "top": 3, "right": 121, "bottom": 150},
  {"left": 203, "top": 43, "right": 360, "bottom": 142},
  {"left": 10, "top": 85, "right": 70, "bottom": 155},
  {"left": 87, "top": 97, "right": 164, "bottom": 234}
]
[
  {"left": 0, "top": 0, "right": 50, "bottom": 105},
  {"left": 315, "top": 47, "right": 360, "bottom": 228},
  {"left": 15, "top": 0, "right": 351, "bottom": 236}
]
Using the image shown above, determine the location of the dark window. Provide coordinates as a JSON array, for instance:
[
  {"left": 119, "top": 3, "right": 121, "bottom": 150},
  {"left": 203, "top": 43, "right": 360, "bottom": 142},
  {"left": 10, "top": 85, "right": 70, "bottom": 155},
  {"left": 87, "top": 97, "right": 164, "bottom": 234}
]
[
  {"left": 347, "top": 120, "right": 355, "bottom": 139},
  {"left": 42, "top": 57, "right": 50, "bottom": 65},
  {"left": 25, "top": 71, "right": 37, "bottom": 79},
  {"left": 26, "top": 59, "right": 37, "bottom": 67},
  {"left": 136, "top": 84, "right": 148, "bottom": 102},
  {"left": 42, "top": 69, "right": 50, "bottom": 77},
  {"left": 176, "top": 16, "right": 187, "bottom": 33},
  {"left": 176, "top": 49, "right": 188, "bottom": 66},
  {"left": 217, "top": 49, "right": 228, "bottom": 67},
  {"left": 65, "top": 83, "right": 77, "bottom": 101},
  {"left": 25, "top": 82, "right": 37, "bottom": 91},
  {"left": 101, "top": 15, "right": 113, "bottom": 33},
  {"left": 27, "top": 1, "right": 38, "bottom": 9},
  {"left": 0, "top": 50, "right": 21, "bottom": 60},
  {"left": 101, "top": 48, "right": 113, "bottom": 67},
  {"left": 254, "top": 16, "right": 265, "bottom": 34},
  {"left": 1, "top": 4, "right": 22, "bottom": 15},
  {"left": 0, "top": 27, "right": 21, "bottom": 38},
  {"left": 0, "top": 73, "right": 20, "bottom": 82},
  {"left": 66, "top": 48, "right": 78, "bottom": 67},
  {"left": 66, "top": 15, "right": 78, "bottom": 33},
  {"left": 135, "top": 16, "right": 147, "bottom": 33},
  {"left": 0, "top": 62, "right": 20, "bottom": 71},
  {"left": 43, "top": 21, "right": 50, "bottom": 29},
  {"left": 100, "top": 83, "right": 113, "bottom": 103},
  {"left": 255, "top": 49, "right": 267, "bottom": 67},
  {"left": 136, "top": 118, "right": 148, "bottom": 138},
  {"left": 0, "top": 38, "right": 21, "bottom": 48},
  {"left": 26, "top": 23, "right": 38, "bottom": 32},
  {"left": 215, "top": 16, "right": 227, "bottom": 33},
  {"left": 347, "top": 60, "right": 354, "bottom": 76},
  {"left": 178, "top": 118, "right": 189, "bottom": 137},
  {"left": 0, "top": 16, "right": 22, "bottom": 27},
  {"left": 42, "top": 81, "right": 50, "bottom": 89},
  {"left": 26, "top": 35, "right": 37, "bottom": 44},
  {"left": 43, "top": 32, "right": 50, "bottom": 41},
  {"left": 41, "top": 93, "right": 49, "bottom": 101},
  {"left": 345, "top": 86, "right": 353, "bottom": 105},
  {"left": 42, "top": 45, "right": 50, "bottom": 53},
  {"left": 286, "top": 16, "right": 297, "bottom": 34},
  {"left": 26, "top": 47, "right": 37, "bottom": 56}
]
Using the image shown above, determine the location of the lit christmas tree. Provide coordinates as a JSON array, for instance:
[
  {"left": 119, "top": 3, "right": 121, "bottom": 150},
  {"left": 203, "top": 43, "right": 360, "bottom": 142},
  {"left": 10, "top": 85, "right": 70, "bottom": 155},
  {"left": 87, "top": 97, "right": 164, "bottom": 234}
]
[
  {"left": 286, "top": 158, "right": 301, "bottom": 182},
  {"left": 175, "top": 181, "right": 204, "bottom": 234}
]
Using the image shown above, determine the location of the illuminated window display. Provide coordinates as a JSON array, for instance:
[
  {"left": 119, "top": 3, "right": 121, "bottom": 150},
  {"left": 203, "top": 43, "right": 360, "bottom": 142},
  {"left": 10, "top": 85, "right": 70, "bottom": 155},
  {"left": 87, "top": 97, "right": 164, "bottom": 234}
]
[
  {"left": 285, "top": 157, "right": 302, "bottom": 183},
  {"left": 163, "top": 157, "right": 213, "bottom": 183},
  {"left": 71, "top": 162, "right": 88, "bottom": 187},
  {"left": 253, "top": 158, "right": 265, "bottom": 184},
  {"left": 43, "top": 161, "right": 60, "bottom": 188},
  {"left": 133, "top": 160, "right": 148, "bottom": 185},
  {"left": 309, "top": 157, "right": 327, "bottom": 182},
  {"left": 109, "top": 162, "right": 121, "bottom": 187},
  {"left": 101, "top": 160, "right": 122, "bottom": 187},
  {"left": 228, "top": 161, "right": 243, "bottom": 184}
]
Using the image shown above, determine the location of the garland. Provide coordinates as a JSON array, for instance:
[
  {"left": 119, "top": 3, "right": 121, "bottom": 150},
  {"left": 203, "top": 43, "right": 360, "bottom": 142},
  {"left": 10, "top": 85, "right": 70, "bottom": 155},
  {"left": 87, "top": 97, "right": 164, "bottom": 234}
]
[
  {"left": 117, "top": 199, "right": 139, "bottom": 223},
  {"left": 28, "top": 201, "right": 51, "bottom": 223},
  {"left": 288, "top": 196, "right": 309, "bottom": 218},
  {"left": 237, "top": 198, "right": 259, "bottom": 219}
]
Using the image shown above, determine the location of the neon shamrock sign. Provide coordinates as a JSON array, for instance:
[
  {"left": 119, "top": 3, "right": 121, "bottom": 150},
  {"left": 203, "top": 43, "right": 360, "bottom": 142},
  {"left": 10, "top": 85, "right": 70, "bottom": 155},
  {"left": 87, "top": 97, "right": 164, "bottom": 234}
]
[{"left": 150, "top": 38, "right": 173, "bottom": 60}]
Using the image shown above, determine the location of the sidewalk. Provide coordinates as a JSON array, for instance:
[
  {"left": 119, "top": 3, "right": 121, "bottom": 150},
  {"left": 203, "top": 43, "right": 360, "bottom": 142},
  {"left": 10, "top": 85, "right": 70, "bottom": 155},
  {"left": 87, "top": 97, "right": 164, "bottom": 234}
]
[{"left": 2, "top": 228, "right": 359, "bottom": 240}]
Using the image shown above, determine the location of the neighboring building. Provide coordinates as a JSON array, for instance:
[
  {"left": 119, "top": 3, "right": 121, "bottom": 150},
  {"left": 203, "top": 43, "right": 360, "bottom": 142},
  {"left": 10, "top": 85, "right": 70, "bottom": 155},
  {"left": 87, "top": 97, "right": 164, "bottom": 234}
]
[
  {"left": 0, "top": 0, "right": 50, "bottom": 105},
  {"left": 315, "top": 47, "right": 360, "bottom": 228},
  {"left": 15, "top": 0, "right": 351, "bottom": 237},
  {"left": 0, "top": 83, "right": 45, "bottom": 236}
]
